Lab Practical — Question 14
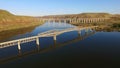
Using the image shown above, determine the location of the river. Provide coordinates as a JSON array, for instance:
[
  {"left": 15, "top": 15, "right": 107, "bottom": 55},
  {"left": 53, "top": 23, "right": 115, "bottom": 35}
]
[{"left": 0, "top": 22, "right": 120, "bottom": 67}]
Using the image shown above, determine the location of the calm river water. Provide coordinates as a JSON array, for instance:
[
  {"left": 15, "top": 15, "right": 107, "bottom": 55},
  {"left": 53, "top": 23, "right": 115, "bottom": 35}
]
[{"left": 0, "top": 22, "right": 120, "bottom": 68}]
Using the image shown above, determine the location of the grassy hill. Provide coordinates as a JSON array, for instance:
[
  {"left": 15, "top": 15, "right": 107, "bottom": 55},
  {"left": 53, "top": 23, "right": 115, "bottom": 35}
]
[
  {"left": 42, "top": 13, "right": 112, "bottom": 18},
  {"left": 0, "top": 9, "right": 44, "bottom": 32}
]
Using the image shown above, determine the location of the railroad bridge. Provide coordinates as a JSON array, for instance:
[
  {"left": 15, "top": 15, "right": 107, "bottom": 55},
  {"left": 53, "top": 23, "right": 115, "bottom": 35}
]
[{"left": 40, "top": 18, "right": 109, "bottom": 23}]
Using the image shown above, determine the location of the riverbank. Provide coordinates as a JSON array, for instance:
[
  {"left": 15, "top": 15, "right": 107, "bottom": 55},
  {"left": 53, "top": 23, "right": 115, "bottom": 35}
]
[
  {"left": 72, "top": 21, "right": 120, "bottom": 32},
  {"left": 0, "top": 22, "right": 44, "bottom": 32},
  {"left": 0, "top": 25, "right": 39, "bottom": 42}
]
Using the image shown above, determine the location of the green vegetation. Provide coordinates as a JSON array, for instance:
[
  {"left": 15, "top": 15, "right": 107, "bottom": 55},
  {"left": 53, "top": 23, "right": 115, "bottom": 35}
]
[
  {"left": 0, "top": 9, "right": 44, "bottom": 32},
  {"left": 112, "top": 23, "right": 120, "bottom": 28}
]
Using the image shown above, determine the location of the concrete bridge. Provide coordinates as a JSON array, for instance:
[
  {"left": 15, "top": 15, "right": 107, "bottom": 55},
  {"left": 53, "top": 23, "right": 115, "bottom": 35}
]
[
  {"left": 40, "top": 18, "right": 109, "bottom": 23},
  {"left": 0, "top": 31, "right": 95, "bottom": 63},
  {"left": 0, "top": 26, "right": 98, "bottom": 51}
]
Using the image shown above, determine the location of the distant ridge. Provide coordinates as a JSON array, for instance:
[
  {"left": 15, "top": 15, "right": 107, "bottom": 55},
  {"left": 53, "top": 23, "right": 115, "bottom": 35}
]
[{"left": 41, "top": 12, "right": 112, "bottom": 18}]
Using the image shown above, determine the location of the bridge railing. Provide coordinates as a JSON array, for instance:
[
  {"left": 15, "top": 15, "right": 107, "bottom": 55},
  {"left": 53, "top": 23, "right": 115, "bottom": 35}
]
[{"left": 0, "top": 36, "right": 38, "bottom": 48}]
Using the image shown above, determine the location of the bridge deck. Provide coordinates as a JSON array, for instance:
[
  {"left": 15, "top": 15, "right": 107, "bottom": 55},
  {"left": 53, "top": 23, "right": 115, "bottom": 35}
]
[{"left": 0, "top": 26, "right": 98, "bottom": 49}]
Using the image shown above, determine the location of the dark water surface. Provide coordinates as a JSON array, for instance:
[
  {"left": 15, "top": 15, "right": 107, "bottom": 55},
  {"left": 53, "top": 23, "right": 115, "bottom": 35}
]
[{"left": 0, "top": 22, "right": 120, "bottom": 68}]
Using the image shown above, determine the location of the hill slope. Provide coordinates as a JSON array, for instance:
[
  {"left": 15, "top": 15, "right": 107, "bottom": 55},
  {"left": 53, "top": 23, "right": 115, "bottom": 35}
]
[{"left": 0, "top": 10, "right": 43, "bottom": 32}]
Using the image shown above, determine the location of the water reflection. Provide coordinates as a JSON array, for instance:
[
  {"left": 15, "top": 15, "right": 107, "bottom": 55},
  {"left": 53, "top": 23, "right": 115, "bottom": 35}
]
[
  {"left": 0, "top": 26, "right": 37, "bottom": 42},
  {"left": 0, "top": 22, "right": 75, "bottom": 43},
  {"left": 0, "top": 30, "right": 95, "bottom": 64}
]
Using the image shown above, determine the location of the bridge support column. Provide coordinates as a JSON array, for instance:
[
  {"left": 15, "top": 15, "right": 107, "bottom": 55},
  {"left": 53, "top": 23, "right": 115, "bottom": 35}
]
[
  {"left": 36, "top": 43, "right": 40, "bottom": 51},
  {"left": 54, "top": 39, "right": 57, "bottom": 47},
  {"left": 53, "top": 36, "right": 57, "bottom": 41},
  {"left": 78, "top": 30, "right": 82, "bottom": 37},
  {"left": 85, "top": 28, "right": 89, "bottom": 34},
  {"left": 18, "top": 41, "right": 21, "bottom": 50},
  {"left": 78, "top": 30, "right": 81, "bottom": 34},
  {"left": 89, "top": 28, "right": 93, "bottom": 32},
  {"left": 36, "top": 37, "right": 39, "bottom": 45}
]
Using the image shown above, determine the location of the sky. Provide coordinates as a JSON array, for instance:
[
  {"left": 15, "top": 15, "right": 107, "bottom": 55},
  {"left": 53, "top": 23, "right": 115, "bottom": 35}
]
[{"left": 0, "top": 0, "right": 120, "bottom": 16}]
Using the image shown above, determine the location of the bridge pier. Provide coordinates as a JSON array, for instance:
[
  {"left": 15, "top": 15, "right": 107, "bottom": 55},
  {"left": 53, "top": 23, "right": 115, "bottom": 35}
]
[
  {"left": 36, "top": 37, "right": 40, "bottom": 45},
  {"left": 53, "top": 40, "right": 57, "bottom": 47},
  {"left": 89, "top": 28, "right": 92, "bottom": 32},
  {"left": 78, "top": 30, "right": 82, "bottom": 36},
  {"left": 85, "top": 28, "right": 89, "bottom": 34},
  {"left": 18, "top": 49, "right": 22, "bottom": 56},
  {"left": 36, "top": 43, "right": 40, "bottom": 51},
  {"left": 53, "top": 36, "right": 57, "bottom": 41},
  {"left": 18, "top": 41, "right": 21, "bottom": 50}
]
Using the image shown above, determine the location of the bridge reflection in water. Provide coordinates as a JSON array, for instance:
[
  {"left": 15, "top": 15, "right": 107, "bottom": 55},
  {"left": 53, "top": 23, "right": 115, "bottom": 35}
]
[{"left": 0, "top": 30, "right": 95, "bottom": 64}]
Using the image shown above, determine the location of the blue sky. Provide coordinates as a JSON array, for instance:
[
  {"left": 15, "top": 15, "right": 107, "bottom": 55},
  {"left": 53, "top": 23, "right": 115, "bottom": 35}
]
[{"left": 0, "top": 0, "right": 120, "bottom": 16}]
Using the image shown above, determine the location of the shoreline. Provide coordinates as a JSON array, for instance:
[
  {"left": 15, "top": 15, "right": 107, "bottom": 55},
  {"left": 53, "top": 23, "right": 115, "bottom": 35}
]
[
  {"left": 0, "top": 26, "right": 39, "bottom": 43},
  {"left": 0, "top": 22, "right": 44, "bottom": 33},
  {"left": 72, "top": 22, "right": 120, "bottom": 32}
]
